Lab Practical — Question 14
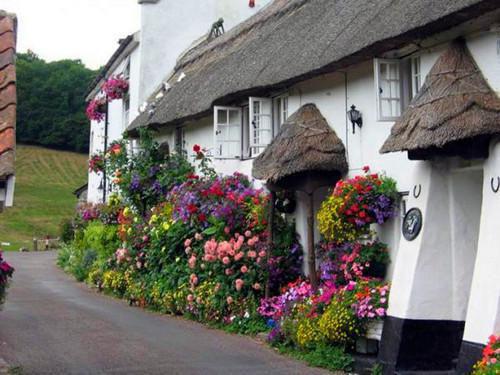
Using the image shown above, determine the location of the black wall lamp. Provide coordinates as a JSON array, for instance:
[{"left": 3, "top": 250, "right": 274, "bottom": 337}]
[{"left": 347, "top": 105, "right": 363, "bottom": 134}]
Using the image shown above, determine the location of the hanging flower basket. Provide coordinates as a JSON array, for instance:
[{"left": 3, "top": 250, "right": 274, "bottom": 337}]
[
  {"left": 88, "top": 153, "right": 105, "bottom": 173},
  {"left": 317, "top": 167, "right": 399, "bottom": 242},
  {"left": 102, "top": 75, "right": 129, "bottom": 101},
  {"left": 0, "top": 250, "right": 14, "bottom": 307},
  {"left": 86, "top": 98, "right": 107, "bottom": 122}
]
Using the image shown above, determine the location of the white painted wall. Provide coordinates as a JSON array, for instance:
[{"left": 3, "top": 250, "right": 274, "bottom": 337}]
[
  {"left": 138, "top": 0, "right": 272, "bottom": 103},
  {"left": 462, "top": 138, "right": 500, "bottom": 345}
]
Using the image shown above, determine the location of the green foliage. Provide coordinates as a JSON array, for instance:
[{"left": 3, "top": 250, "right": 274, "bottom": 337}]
[
  {"left": 78, "top": 221, "right": 120, "bottom": 263},
  {"left": 276, "top": 343, "right": 354, "bottom": 372},
  {"left": 59, "top": 219, "right": 75, "bottom": 243},
  {"left": 16, "top": 52, "right": 98, "bottom": 153},
  {"left": 371, "top": 363, "right": 383, "bottom": 375}
]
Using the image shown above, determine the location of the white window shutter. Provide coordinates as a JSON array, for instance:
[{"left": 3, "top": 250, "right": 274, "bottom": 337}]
[
  {"left": 249, "top": 97, "right": 272, "bottom": 155},
  {"left": 214, "top": 106, "right": 242, "bottom": 158}
]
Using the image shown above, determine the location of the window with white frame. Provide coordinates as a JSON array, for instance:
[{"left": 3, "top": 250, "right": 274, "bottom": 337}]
[
  {"left": 375, "top": 57, "right": 422, "bottom": 121},
  {"left": 214, "top": 106, "right": 242, "bottom": 158},
  {"left": 277, "top": 95, "right": 289, "bottom": 127},
  {"left": 174, "top": 126, "right": 186, "bottom": 156},
  {"left": 411, "top": 56, "right": 421, "bottom": 98},
  {"left": 375, "top": 59, "right": 402, "bottom": 120},
  {"left": 249, "top": 97, "right": 272, "bottom": 155}
]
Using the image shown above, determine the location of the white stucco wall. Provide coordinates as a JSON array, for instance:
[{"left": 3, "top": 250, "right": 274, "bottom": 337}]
[{"left": 138, "top": 0, "right": 272, "bottom": 103}]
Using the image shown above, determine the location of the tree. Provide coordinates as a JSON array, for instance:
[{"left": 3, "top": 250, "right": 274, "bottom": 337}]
[{"left": 16, "top": 52, "right": 98, "bottom": 153}]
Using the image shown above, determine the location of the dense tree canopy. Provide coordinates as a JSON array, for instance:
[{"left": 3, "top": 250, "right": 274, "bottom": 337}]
[{"left": 16, "top": 51, "right": 98, "bottom": 153}]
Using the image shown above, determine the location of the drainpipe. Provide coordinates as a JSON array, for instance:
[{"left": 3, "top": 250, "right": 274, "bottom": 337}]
[{"left": 102, "top": 96, "right": 109, "bottom": 203}]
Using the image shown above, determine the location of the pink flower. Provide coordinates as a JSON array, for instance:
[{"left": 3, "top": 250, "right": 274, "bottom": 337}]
[
  {"left": 235, "top": 279, "right": 244, "bottom": 291},
  {"left": 224, "top": 226, "right": 230, "bottom": 234},
  {"left": 253, "top": 283, "right": 261, "bottom": 290},
  {"left": 195, "top": 233, "right": 203, "bottom": 241},
  {"left": 225, "top": 268, "right": 234, "bottom": 276},
  {"left": 235, "top": 252, "right": 244, "bottom": 261},
  {"left": 184, "top": 238, "right": 192, "bottom": 247},
  {"left": 185, "top": 247, "right": 191, "bottom": 255},
  {"left": 188, "top": 256, "right": 197, "bottom": 269},
  {"left": 187, "top": 294, "right": 194, "bottom": 302},
  {"left": 245, "top": 230, "right": 252, "bottom": 238},
  {"left": 247, "top": 251, "right": 257, "bottom": 258},
  {"left": 226, "top": 296, "right": 233, "bottom": 304},
  {"left": 240, "top": 265, "right": 248, "bottom": 273},
  {"left": 346, "top": 281, "right": 356, "bottom": 291},
  {"left": 222, "top": 256, "right": 230, "bottom": 265},
  {"left": 376, "top": 307, "right": 386, "bottom": 317},
  {"left": 258, "top": 250, "right": 266, "bottom": 258}
]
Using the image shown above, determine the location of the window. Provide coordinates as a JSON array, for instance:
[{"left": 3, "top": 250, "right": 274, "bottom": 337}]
[
  {"left": 375, "top": 57, "right": 422, "bottom": 121},
  {"left": 214, "top": 106, "right": 242, "bottom": 158},
  {"left": 375, "top": 59, "right": 402, "bottom": 120},
  {"left": 174, "top": 127, "right": 186, "bottom": 156},
  {"left": 277, "top": 95, "right": 289, "bottom": 127},
  {"left": 249, "top": 97, "right": 272, "bottom": 155},
  {"left": 411, "top": 56, "right": 421, "bottom": 98}
]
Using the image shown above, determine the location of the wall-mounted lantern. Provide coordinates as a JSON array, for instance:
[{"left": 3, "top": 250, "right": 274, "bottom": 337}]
[
  {"left": 249, "top": 0, "right": 255, "bottom": 7},
  {"left": 347, "top": 105, "right": 363, "bottom": 134}
]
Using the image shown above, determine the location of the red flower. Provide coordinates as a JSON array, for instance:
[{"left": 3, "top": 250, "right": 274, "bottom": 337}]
[
  {"left": 362, "top": 165, "right": 370, "bottom": 173},
  {"left": 193, "top": 144, "right": 201, "bottom": 153},
  {"left": 198, "top": 213, "right": 206, "bottom": 222},
  {"left": 187, "top": 204, "right": 198, "bottom": 214}
]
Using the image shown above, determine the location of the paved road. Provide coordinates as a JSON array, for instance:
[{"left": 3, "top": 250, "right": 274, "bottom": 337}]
[{"left": 0, "top": 252, "right": 329, "bottom": 375}]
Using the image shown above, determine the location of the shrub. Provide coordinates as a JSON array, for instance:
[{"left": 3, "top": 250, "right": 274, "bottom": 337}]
[{"left": 59, "top": 218, "right": 75, "bottom": 243}]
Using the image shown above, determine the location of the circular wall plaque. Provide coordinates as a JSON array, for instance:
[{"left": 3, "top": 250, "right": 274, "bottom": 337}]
[{"left": 402, "top": 208, "right": 423, "bottom": 241}]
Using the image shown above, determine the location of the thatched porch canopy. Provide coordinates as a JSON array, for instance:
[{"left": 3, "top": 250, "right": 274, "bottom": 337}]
[
  {"left": 252, "top": 104, "right": 348, "bottom": 190},
  {"left": 380, "top": 40, "right": 500, "bottom": 159}
]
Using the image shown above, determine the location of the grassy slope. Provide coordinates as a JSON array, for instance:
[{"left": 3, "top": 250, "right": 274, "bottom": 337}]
[{"left": 0, "top": 145, "right": 87, "bottom": 250}]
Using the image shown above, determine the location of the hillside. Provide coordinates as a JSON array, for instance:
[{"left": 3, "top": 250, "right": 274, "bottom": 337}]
[{"left": 0, "top": 145, "right": 87, "bottom": 250}]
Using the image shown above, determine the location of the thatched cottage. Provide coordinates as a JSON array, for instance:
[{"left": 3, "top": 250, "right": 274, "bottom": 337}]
[
  {"left": 0, "top": 10, "right": 17, "bottom": 211},
  {"left": 89, "top": 0, "right": 500, "bottom": 373}
]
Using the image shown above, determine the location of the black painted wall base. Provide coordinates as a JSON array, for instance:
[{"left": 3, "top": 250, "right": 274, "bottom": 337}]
[
  {"left": 456, "top": 340, "right": 484, "bottom": 374},
  {"left": 378, "top": 316, "right": 465, "bottom": 374}
]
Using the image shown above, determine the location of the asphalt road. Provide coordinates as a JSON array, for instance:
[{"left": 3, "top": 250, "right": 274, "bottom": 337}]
[{"left": 0, "top": 251, "right": 330, "bottom": 375}]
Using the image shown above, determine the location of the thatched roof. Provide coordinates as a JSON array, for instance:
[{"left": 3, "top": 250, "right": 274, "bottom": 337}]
[
  {"left": 128, "top": 0, "right": 500, "bottom": 134},
  {"left": 0, "top": 10, "right": 16, "bottom": 180},
  {"left": 380, "top": 40, "right": 500, "bottom": 158},
  {"left": 252, "top": 103, "right": 348, "bottom": 185}
]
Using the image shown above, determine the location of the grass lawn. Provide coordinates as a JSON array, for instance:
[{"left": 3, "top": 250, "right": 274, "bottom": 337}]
[{"left": 0, "top": 145, "right": 87, "bottom": 250}]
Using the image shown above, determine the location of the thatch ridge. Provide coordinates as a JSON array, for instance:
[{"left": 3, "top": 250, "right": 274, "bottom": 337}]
[
  {"left": 128, "top": 0, "right": 500, "bottom": 134},
  {"left": 252, "top": 103, "right": 348, "bottom": 183},
  {"left": 380, "top": 39, "right": 500, "bottom": 155}
]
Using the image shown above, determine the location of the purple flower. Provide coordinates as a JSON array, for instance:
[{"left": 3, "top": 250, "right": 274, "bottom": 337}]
[{"left": 130, "top": 175, "right": 141, "bottom": 191}]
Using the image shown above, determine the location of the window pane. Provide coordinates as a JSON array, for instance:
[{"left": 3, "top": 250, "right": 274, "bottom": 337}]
[
  {"left": 228, "top": 109, "right": 239, "bottom": 125},
  {"left": 218, "top": 109, "right": 227, "bottom": 124}
]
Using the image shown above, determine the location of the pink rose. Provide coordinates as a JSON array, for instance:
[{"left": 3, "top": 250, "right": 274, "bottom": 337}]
[
  {"left": 190, "top": 274, "right": 198, "bottom": 286},
  {"left": 235, "top": 279, "right": 244, "bottom": 291},
  {"left": 185, "top": 247, "right": 191, "bottom": 255},
  {"left": 258, "top": 250, "right": 266, "bottom": 258},
  {"left": 235, "top": 252, "right": 244, "bottom": 261},
  {"left": 245, "top": 230, "right": 252, "bottom": 238},
  {"left": 195, "top": 233, "right": 203, "bottom": 241},
  {"left": 184, "top": 238, "right": 192, "bottom": 247},
  {"left": 224, "top": 226, "right": 230, "bottom": 234},
  {"left": 187, "top": 294, "right": 194, "bottom": 302},
  {"left": 222, "top": 256, "right": 230, "bottom": 265},
  {"left": 240, "top": 265, "right": 248, "bottom": 273},
  {"left": 226, "top": 296, "right": 233, "bottom": 304},
  {"left": 225, "top": 268, "right": 234, "bottom": 276},
  {"left": 253, "top": 283, "right": 261, "bottom": 290},
  {"left": 188, "top": 256, "right": 197, "bottom": 269},
  {"left": 247, "top": 251, "right": 257, "bottom": 258}
]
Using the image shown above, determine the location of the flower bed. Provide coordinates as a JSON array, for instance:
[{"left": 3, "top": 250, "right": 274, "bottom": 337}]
[{"left": 473, "top": 334, "right": 499, "bottom": 374}]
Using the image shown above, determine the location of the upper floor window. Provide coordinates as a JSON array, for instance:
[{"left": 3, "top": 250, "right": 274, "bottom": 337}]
[
  {"left": 375, "top": 56, "right": 422, "bottom": 121},
  {"left": 214, "top": 106, "right": 242, "bottom": 158},
  {"left": 411, "top": 56, "right": 421, "bottom": 98},
  {"left": 174, "top": 126, "right": 186, "bottom": 156},
  {"left": 249, "top": 97, "right": 272, "bottom": 156}
]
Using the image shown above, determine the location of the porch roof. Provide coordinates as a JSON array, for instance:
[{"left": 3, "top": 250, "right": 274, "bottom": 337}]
[
  {"left": 380, "top": 40, "right": 500, "bottom": 159},
  {"left": 127, "top": 0, "right": 500, "bottom": 135},
  {"left": 0, "top": 10, "right": 16, "bottom": 180},
  {"left": 252, "top": 103, "right": 348, "bottom": 184}
]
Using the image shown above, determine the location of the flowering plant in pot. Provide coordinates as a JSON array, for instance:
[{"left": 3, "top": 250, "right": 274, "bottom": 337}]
[
  {"left": 102, "top": 75, "right": 129, "bottom": 100},
  {"left": 317, "top": 167, "right": 398, "bottom": 242},
  {"left": 85, "top": 97, "right": 106, "bottom": 122},
  {"left": 88, "top": 153, "right": 104, "bottom": 173}
]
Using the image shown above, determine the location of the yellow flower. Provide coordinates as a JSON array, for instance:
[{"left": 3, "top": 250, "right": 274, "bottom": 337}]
[{"left": 162, "top": 222, "right": 171, "bottom": 231}]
